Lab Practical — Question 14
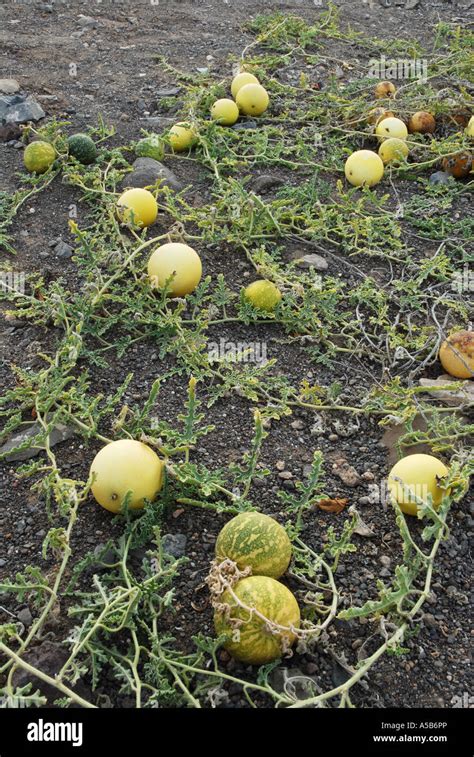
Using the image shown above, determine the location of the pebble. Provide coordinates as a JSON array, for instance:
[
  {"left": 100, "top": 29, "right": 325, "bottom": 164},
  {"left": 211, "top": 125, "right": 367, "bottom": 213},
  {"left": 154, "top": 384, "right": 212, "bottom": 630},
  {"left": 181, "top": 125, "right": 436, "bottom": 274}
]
[
  {"left": 0, "top": 559, "right": 6, "bottom": 568},
  {"left": 0, "top": 79, "right": 20, "bottom": 95},
  {"left": 278, "top": 471, "right": 293, "bottom": 480},
  {"left": 162, "top": 533, "right": 187, "bottom": 559},
  {"left": 121, "top": 158, "right": 183, "bottom": 192},
  {"left": 231, "top": 120, "right": 258, "bottom": 130},
  {"left": 380, "top": 555, "right": 391, "bottom": 568},
  {"left": 17, "top": 607, "right": 33, "bottom": 626},
  {"left": 294, "top": 253, "right": 328, "bottom": 271},
  {"left": 290, "top": 419, "right": 304, "bottom": 430},
  {"left": 54, "top": 240, "right": 74, "bottom": 259},
  {"left": 251, "top": 174, "right": 284, "bottom": 194},
  {"left": 429, "top": 171, "right": 453, "bottom": 186}
]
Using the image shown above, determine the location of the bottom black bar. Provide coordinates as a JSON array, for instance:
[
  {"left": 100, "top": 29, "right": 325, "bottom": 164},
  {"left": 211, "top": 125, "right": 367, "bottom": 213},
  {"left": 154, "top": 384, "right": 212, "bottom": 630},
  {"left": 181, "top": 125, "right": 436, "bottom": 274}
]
[{"left": 0, "top": 707, "right": 471, "bottom": 756}]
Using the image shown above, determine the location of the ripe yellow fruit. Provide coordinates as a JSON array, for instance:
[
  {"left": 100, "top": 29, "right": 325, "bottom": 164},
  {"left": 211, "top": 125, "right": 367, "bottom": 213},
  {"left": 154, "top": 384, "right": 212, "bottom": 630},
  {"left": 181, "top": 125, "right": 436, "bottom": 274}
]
[
  {"left": 117, "top": 188, "right": 157, "bottom": 228},
  {"left": 148, "top": 242, "right": 202, "bottom": 297},
  {"left": 169, "top": 122, "right": 197, "bottom": 152},
  {"left": 211, "top": 98, "right": 239, "bottom": 126},
  {"left": 244, "top": 280, "right": 282, "bottom": 311},
  {"left": 408, "top": 111, "right": 436, "bottom": 134},
  {"left": 388, "top": 454, "right": 449, "bottom": 517},
  {"left": 466, "top": 116, "right": 474, "bottom": 137},
  {"left": 374, "top": 81, "right": 396, "bottom": 99},
  {"left": 378, "top": 137, "right": 409, "bottom": 164},
  {"left": 90, "top": 440, "right": 163, "bottom": 514},
  {"left": 439, "top": 330, "right": 474, "bottom": 379},
  {"left": 231, "top": 72, "right": 259, "bottom": 99},
  {"left": 344, "top": 150, "right": 384, "bottom": 187},
  {"left": 23, "top": 141, "right": 56, "bottom": 174},
  {"left": 375, "top": 117, "right": 408, "bottom": 141},
  {"left": 236, "top": 83, "right": 269, "bottom": 116}
]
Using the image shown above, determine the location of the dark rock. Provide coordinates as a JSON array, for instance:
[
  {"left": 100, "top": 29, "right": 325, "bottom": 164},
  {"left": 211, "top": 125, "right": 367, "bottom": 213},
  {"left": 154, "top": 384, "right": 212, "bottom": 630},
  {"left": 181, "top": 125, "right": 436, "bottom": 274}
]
[
  {"left": 0, "top": 421, "right": 75, "bottom": 462},
  {"left": 121, "top": 158, "right": 183, "bottom": 192},
  {"left": 162, "top": 533, "right": 187, "bottom": 559},
  {"left": 17, "top": 607, "right": 33, "bottom": 627},
  {"left": 251, "top": 174, "right": 284, "bottom": 194},
  {"left": 0, "top": 94, "right": 45, "bottom": 125},
  {"left": 231, "top": 120, "right": 258, "bottom": 130},
  {"left": 156, "top": 87, "right": 181, "bottom": 97},
  {"left": 54, "top": 240, "right": 74, "bottom": 259}
]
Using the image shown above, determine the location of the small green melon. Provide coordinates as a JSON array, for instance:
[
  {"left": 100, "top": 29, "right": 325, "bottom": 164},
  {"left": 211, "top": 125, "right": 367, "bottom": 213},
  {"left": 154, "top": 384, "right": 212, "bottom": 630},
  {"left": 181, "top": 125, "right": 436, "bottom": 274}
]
[{"left": 67, "top": 133, "right": 98, "bottom": 165}]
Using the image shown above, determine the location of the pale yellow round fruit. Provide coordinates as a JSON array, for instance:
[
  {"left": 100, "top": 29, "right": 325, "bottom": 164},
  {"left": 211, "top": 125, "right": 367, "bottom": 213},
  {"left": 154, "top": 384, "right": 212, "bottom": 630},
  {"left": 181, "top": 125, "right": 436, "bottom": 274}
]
[
  {"left": 231, "top": 72, "right": 259, "bottom": 99},
  {"left": 236, "top": 83, "right": 269, "bottom": 116},
  {"left": 90, "top": 439, "right": 164, "bottom": 514},
  {"left": 169, "top": 122, "right": 197, "bottom": 152},
  {"left": 388, "top": 454, "right": 450, "bottom": 516},
  {"left": 116, "top": 188, "right": 158, "bottom": 228},
  {"left": 211, "top": 98, "right": 239, "bottom": 126},
  {"left": 344, "top": 150, "right": 384, "bottom": 187},
  {"left": 465, "top": 116, "right": 474, "bottom": 138},
  {"left": 439, "top": 330, "right": 474, "bottom": 379},
  {"left": 148, "top": 242, "right": 202, "bottom": 297},
  {"left": 378, "top": 137, "right": 409, "bottom": 164},
  {"left": 244, "top": 280, "right": 281, "bottom": 312},
  {"left": 374, "top": 81, "right": 396, "bottom": 99},
  {"left": 375, "top": 117, "right": 408, "bottom": 142}
]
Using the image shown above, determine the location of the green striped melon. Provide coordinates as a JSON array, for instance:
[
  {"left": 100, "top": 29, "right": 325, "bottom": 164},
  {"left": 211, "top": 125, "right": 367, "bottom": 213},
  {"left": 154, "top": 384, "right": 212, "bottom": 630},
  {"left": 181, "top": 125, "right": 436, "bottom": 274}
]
[
  {"left": 215, "top": 512, "right": 292, "bottom": 579},
  {"left": 214, "top": 575, "right": 300, "bottom": 664}
]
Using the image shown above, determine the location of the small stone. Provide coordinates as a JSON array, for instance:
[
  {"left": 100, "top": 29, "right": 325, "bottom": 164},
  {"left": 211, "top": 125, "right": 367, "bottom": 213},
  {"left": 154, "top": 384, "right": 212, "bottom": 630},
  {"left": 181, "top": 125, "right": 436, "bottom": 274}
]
[
  {"left": 16, "top": 519, "right": 26, "bottom": 533},
  {"left": 278, "top": 471, "right": 293, "bottom": 480},
  {"left": 156, "top": 87, "right": 181, "bottom": 97},
  {"left": 380, "top": 555, "right": 391, "bottom": 568},
  {"left": 328, "top": 433, "right": 338, "bottom": 441},
  {"left": 121, "top": 158, "right": 183, "bottom": 192},
  {"left": 275, "top": 460, "right": 285, "bottom": 471},
  {"left": 251, "top": 174, "right": 284, "bottom": 194},
  {"left": 290, "top": 419, "right": 304, "bottom": 430},
  {"left": 0, "top": 79, "right": 20, "bottom": 95},
  {"left": 162, "top": 533, "right": 187, "bottom": 559},
  {"left": 429, "top": 171, "right": 454, "bottom": 186},
  {"left": 332, "top": 459, "right": 360, "bottom": 487},
  {"left": 77, "top": 14, "right": 97, "bottom": 27},
  {"left": 294, "top": 253, "right": 328, "bottom": 271},
  {"left": 231, "top": 120, "right": 258, "bottom": 130},
  {"left": 54, "top": 240, "right": 74, "bottom": 259},
  {"left": 0, "top": 559, "right": 6, "bottom": 568},
  {"left": 17, "top": 607, "right": 33, "bottom": 626}
]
